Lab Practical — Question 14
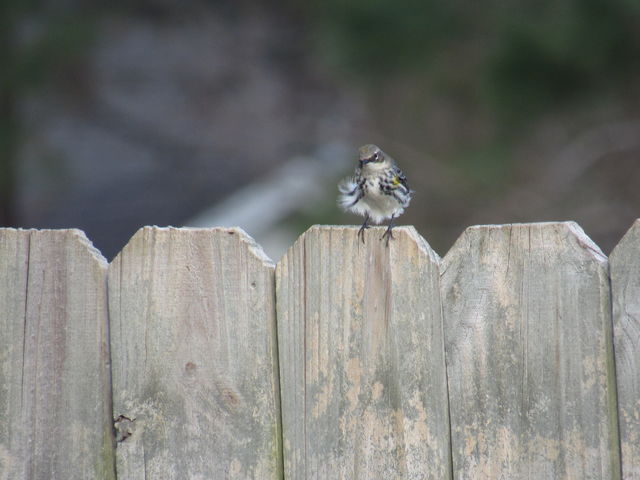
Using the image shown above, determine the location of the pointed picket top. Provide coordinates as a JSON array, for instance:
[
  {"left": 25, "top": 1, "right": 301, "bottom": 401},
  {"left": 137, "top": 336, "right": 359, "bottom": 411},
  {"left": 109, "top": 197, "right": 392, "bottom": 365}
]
[
  {"left": 0, "top": 228, "right": 115, "bottom": 480},
  {"left": 278, "top": 225, "right": 441, "bottom": 275},
  {"left": 112, "top": 225, "right": 274, "bottom": 267},
  {"left": 276, "top": 225, "right": 452, "bottom": 479},
  {"left": 441, "top": 222, "right": 619, "bottom": 480},
  {"left": 66, "top": 228, "right": 110, "bottom": 267},
  {"left": 610, "top": 219, "right": 640, "bottom": 480},
  {"left": 0, "top": 227, "right": 108, "bottom": 266},
  {"left": 611, "top": 218, "right": 640, "bottom": 259},
  {"left": 442, "top": 221, "right": 606, "bottom": 275},
  {"left": 108, "top": 226, "right": 281, "bottom": 480}
]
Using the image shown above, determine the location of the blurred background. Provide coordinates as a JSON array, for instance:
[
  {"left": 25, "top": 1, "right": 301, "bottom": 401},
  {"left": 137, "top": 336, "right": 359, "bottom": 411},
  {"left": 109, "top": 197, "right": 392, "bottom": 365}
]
[{"left": 2, "top": 0, "right": 640, "bottom": 261}]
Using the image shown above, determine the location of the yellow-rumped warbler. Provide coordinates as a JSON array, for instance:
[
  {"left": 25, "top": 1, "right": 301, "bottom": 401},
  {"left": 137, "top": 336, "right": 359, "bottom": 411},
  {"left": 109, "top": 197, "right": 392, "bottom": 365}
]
[{"left": 338, "top": 144, "right": 412, "bottom": 245}]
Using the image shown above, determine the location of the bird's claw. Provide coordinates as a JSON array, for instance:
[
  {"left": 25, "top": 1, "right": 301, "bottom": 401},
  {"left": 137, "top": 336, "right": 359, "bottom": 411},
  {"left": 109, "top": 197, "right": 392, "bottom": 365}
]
[
  {"left": 381, "top": 228, "right": 394, "bottom": 247},
  {"left": 357, "top": 216, "right": 370, "bottom": 244},
  {"left": 357, "top": 225, "right": 369, "bottom": 244}
]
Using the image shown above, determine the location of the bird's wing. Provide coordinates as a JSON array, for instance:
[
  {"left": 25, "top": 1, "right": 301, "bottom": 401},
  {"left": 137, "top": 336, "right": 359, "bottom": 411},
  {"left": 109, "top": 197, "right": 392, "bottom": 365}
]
[{"left": 392, "top": 166, "right": 409, "bottom": 191}]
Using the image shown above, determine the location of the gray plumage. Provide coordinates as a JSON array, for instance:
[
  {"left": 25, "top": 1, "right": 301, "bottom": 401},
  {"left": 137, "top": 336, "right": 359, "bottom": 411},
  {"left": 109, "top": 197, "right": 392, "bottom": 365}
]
[{"left": 338, "top": 144, "right": 412, "bottom": 244}]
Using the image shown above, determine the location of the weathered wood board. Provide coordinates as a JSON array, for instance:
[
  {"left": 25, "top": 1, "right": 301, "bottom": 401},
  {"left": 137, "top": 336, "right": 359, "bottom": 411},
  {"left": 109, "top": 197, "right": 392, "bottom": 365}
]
[
  {"left": 610, "top": 219, "right": 640, "bottom": 480},
  {"left": 0, "top": 229, "right": 115, "bottom": 480},
  {"left": 108, "top": 227, "right": 282, "bottom": 479},
  {"left": 276, "top": 225, "right": 452, "bottom": 479},
  {"left": 441, "top": 223, "right": 620, "bottom": 479}
]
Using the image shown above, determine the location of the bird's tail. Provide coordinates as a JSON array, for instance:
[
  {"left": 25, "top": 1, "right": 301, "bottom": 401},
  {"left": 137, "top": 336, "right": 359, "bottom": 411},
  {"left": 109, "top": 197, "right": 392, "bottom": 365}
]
[{"left": 337, "top": 178, "right": 360, "bottom": 211}]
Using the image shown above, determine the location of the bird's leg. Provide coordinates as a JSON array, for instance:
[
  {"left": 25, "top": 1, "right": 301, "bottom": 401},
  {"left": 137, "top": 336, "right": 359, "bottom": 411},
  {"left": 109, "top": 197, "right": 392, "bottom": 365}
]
[
  {"left": 381, "top": 215, "right": 396, "bottom": 246},
  {"left": 357, "top": 213, "right": 370, "bottom": 244}
]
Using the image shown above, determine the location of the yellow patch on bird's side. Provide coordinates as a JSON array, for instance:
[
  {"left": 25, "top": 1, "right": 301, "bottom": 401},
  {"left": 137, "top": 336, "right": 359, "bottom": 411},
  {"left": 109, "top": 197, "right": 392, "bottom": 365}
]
[{"left": 392, "top": 176, "right": 401, "bottom": 186}]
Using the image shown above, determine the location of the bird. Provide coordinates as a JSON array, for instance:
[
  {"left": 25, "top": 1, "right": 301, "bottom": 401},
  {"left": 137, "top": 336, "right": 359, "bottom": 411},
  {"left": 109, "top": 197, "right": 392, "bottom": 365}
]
[{"left": 338, "top": 144, "right": 412, "bottom": 245}]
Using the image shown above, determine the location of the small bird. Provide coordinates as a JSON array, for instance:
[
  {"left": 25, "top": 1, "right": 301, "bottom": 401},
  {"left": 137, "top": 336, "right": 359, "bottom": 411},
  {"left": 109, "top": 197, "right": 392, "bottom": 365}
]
[{"left": 338, "top": 144, "right": 412, "bottom": 245}]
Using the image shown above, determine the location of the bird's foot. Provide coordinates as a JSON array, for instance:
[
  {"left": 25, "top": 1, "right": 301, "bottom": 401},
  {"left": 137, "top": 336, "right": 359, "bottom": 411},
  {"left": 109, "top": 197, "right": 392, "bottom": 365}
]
[
  {"left": 357, "top": 224, "right": 370, "bottom": 244},
  {"left": 357, "top": 215, "right": 371, "bottom": 244},
  {"left": 381, "top": 226, "right": 394, "bottom": 247}
]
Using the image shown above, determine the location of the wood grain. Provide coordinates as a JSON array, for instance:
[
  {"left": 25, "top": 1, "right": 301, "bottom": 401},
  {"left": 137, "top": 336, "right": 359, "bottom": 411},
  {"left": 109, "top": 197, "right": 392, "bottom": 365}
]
[
  {"left": 441, "top": 222, "right": 620, "bottom": 479},
  {"left": 276, "top": 225, "right": 452, "bottom": 479},
  {"left": 0, "top": 229, "right": 115, "bottom": 480},
  {"left": 108, "top": 227, "right": 282, "bottom": 479},
  {"left": 610, "top": 219, "right": 640, "bottom": 480}
]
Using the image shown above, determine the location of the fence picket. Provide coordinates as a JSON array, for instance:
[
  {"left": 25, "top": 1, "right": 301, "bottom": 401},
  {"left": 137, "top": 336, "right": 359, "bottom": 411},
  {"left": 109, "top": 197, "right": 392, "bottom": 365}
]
[
  {"left": 441, "top": 223, "right": 620, "bottom": 479},
  {"left": 611, "top": 219, "right": 640, "bottom": 480},
  {"left": 0, "top": 229, "right": 115, "bottom": 480},
  {"left": 108, "top": 227, "right": 282, "bottom": 479},
  {"left": 276, "top": 226, "right": 452, "bottom": 479}
]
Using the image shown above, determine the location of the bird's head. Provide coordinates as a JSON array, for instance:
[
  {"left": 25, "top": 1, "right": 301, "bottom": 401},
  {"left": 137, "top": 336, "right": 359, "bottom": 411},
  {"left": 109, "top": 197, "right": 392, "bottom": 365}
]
[{"left": 358, "top": 144, "right": 385, "bottom": 166}]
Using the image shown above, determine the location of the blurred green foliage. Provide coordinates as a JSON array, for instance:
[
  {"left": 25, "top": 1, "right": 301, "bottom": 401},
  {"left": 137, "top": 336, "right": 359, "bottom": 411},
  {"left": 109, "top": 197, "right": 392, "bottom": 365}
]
[
  {"left": 310, "top": 0, "right": 463, "bottom": 74},
  {"left": 2, "top": 1, "right": 96, "bottom": 93},
  {"left": 0, "top": 0, "right": 97, "bottom": 224},
  {"left": 487, "top": 0, "right": 640, "bottom": 120},
  {"left": 307, "top": 0, "right": 640, "bottom": 121}
]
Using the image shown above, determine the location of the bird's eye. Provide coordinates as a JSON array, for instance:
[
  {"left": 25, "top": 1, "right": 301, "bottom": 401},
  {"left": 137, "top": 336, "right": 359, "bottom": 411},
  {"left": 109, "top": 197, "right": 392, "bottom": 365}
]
[{"left": 373, "top": 153, "right": 379, "bottom": 161}]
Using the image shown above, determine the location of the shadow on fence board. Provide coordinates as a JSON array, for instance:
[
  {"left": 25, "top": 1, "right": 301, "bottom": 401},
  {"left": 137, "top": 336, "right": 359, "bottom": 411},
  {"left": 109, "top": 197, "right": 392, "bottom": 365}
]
[{"left": 0, "top": 220, "right": 638, "bottom": 479}]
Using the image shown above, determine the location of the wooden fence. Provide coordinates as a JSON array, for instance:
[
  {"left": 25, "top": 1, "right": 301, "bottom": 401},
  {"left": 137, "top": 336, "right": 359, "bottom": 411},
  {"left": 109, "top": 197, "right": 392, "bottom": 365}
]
[{"left": 0, "top": 222, "right": 638, "bottom": 479}]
